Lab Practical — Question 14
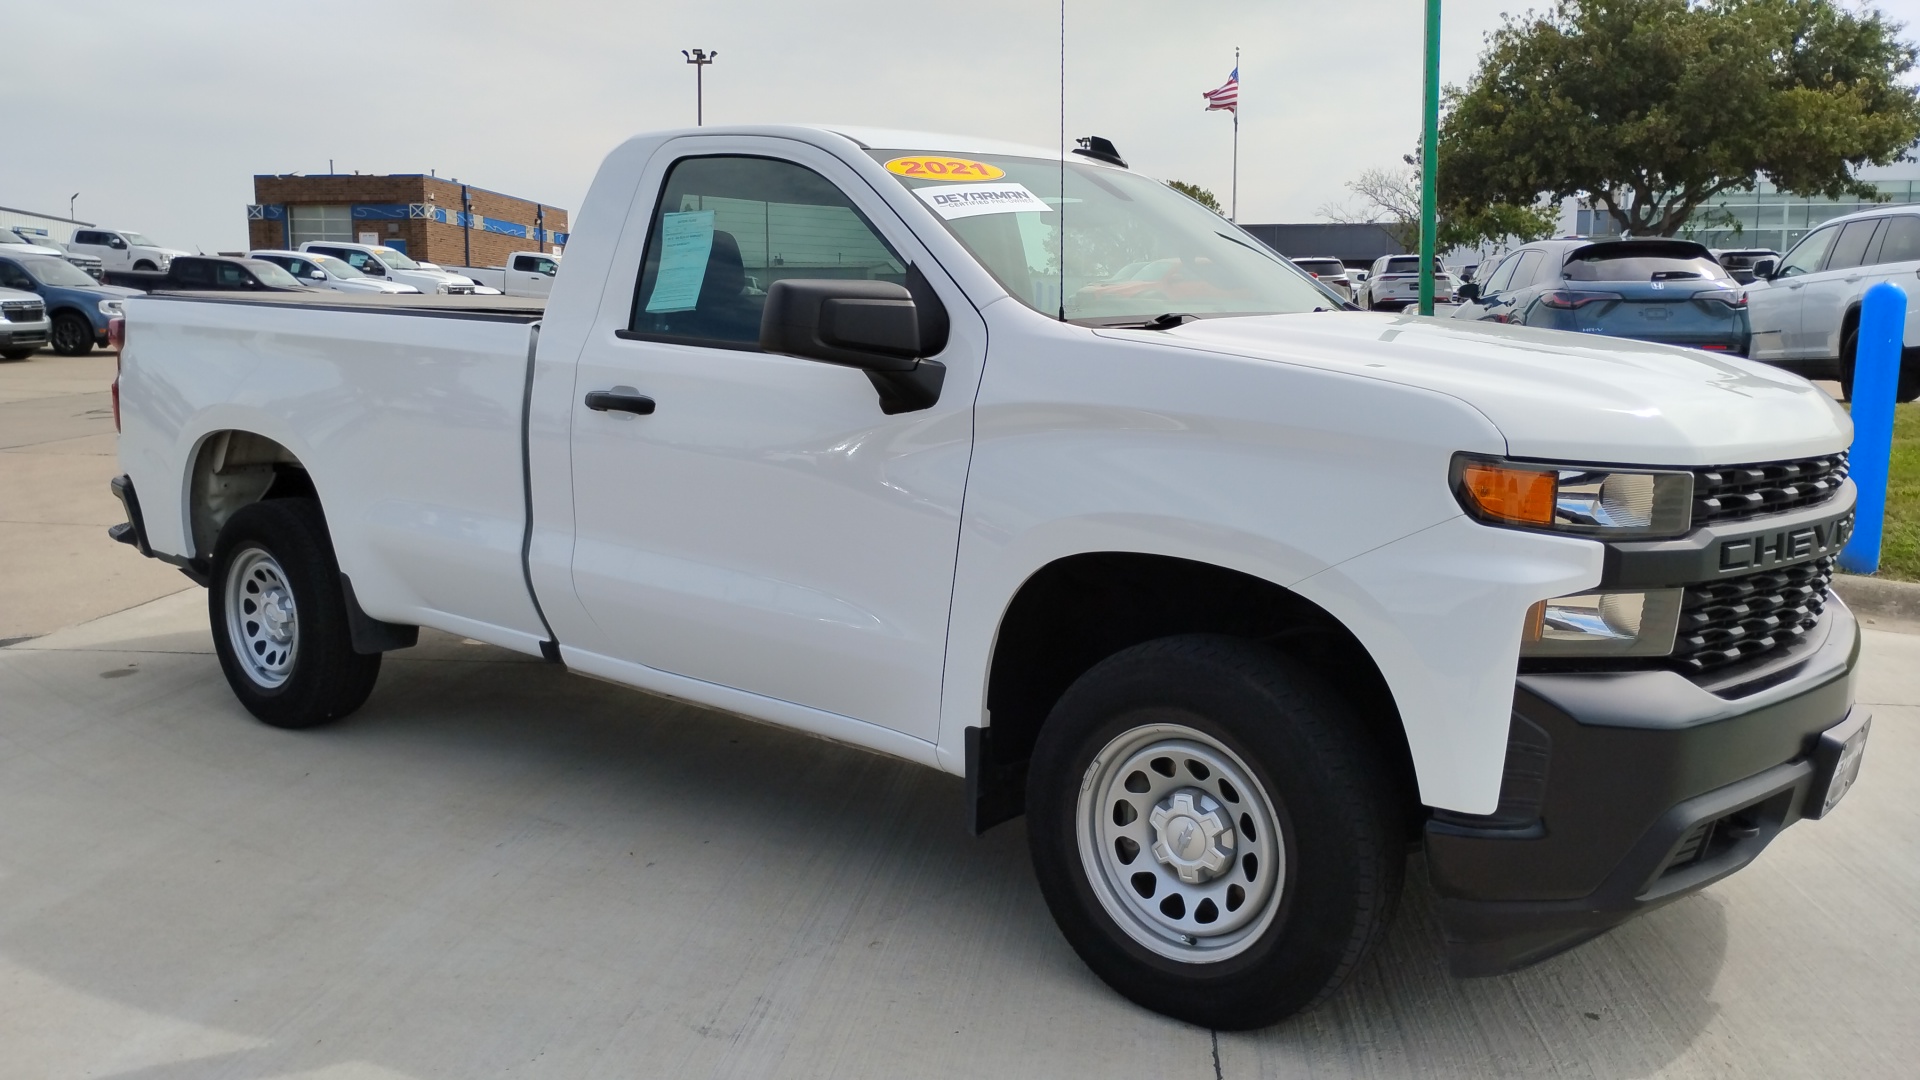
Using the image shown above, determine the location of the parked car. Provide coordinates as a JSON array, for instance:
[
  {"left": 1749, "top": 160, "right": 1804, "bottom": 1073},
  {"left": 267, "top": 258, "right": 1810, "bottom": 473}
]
[
  {"left": 1714, "top": 248, "right": 1781, "bottom": 286},
  {"left": 0, "top": 253, "right": 136, "bottom": 355},
  {"left": 249, "top": 250, "right": 422, "bottom": 294},
  {"left": 446, "top": 251, "right": 561, "bottom": 298},
  {"left": 105, "top": 256, "right": 316, "bottom": 294},
  {"left": 0, "top": 286, "right": 50, "bottom": 359},
  {"left": 2, "top": 228, "right": 105, "bottom": 279},
  {"left": 1745, "top": 207, "right": 1920, "bottom": 402},
  {"left": 67, "top": 228, "right": 193, "bottom": 273},
  {"left": 1288, "top": 256, "right": 1354, "bottom": 300},
  {"left": 298, "top": 242, "right": 477, "bottom": 294},
  {"left": 1453, "top": 238, "right": 1749, "bottom": 354},
  {"left": 1355, "top": 254, "right": 1453, "bottom": 309},
  {"left": 110, "top": 124, "right": 1864, "bottom": 1030}
]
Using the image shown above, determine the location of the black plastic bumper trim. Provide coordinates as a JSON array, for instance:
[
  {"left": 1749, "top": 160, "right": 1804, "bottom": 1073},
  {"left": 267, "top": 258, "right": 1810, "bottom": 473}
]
[
  {"left": 109, "top": 474, "right": 209, "bottom": 587},
  {"left": 1601, "top": 485, "right": 1855, "bottom": 589}
]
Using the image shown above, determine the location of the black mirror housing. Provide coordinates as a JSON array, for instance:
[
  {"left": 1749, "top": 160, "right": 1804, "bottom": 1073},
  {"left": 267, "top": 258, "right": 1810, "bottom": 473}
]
[
  {"left": 1456, "top": 281, "right": 1480, "bottom": 302},
  {"left": 761, "top": 279, "right": 947, "bottom": 413},
  {"left": 1752, "top": 257, "right": 1778, "bottom": 280}
]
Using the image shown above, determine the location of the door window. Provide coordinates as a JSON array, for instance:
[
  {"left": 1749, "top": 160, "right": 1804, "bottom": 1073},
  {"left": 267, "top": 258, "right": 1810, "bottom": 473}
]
[
  {"left": 1825, "top": 219, "right": 1882, "bottom": 272},
  {"left": 1875, "top": 216, "right": 1920, "bottom": 265},
  {"left": 513, "top": 255, "right": 558, "bottom": 274},
  {"left": 1508, "top": 250, "right": 1546, "bottom": 290},
  {"left": 1777, "top": 226, "right": 1838, "bottom": 278},
  {"left": 1480, "top": 254, "right": 1520, "bottom": 295},
  {"left": 628, "top": 155, "right": 905, "bottom": 348},
  {"left": 172, "top": 261, "right": 213, "bottom": 287},
  {"left": 73, "top": 231, "right": 102, "bottom": 246},
  {"left": 0, "top": 260, "right": 33, "bottom": 290},
  {"left": 214, "top": 263, "right": 253, "bottom": 288}
]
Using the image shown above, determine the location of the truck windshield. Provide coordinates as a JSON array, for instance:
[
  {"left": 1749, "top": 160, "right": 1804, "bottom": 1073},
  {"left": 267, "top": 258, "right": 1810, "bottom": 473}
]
[
  {"left": 313, "top": 255, "right": 364, "bottom": 279},
  {"left": 21, "top": 256, "right": 98, "bottom": 287},
  {"left": 867, "top": 149, "right": 1336, "bottom": 325},
  {"left": 121, "top": 233, "right": 156, "bottom": 247},
  {"left": 248, "top": 262, "right": 304, "bottom": 288},
  {"left": 375, "top": 247, "right": 421, "bottom": 270}
]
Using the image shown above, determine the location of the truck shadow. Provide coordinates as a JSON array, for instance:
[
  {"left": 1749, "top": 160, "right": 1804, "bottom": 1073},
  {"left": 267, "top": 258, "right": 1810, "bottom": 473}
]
[{"left": 0, "top": 637, "right": 1726, "bottom": 1078}]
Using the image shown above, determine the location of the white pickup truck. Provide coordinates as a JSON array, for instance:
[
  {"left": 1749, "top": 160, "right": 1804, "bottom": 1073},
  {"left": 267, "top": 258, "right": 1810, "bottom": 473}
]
[
  {"left": 447, "top": 250, "right": 560, "bottom": 297},
  {"left": 108, "top": 125, "right": 1869, "bottom": 1029}
]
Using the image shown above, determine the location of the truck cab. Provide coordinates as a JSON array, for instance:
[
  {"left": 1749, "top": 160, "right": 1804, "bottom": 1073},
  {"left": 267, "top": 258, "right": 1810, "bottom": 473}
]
[
  {"left": 446, "top": 251, "right": 560, "bottom": 297},
  {"left": 67, "top": 228, "right": 193, "bottom": 273}
]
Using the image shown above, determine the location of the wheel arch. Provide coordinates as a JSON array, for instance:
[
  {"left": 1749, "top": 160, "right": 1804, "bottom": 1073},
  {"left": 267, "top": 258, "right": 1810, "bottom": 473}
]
[
  {"left": 181, "top": 428, "right": 318, "bottom": 571},
  {"left": 969, "top": 551, "right": 1419, "bottom": 837}
]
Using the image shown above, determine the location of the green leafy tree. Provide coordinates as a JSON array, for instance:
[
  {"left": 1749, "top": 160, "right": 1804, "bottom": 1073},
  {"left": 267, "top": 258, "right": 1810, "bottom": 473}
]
[
  {"left": 1320, "top": 153, "right": 1558, "bottom": 250},
  {"left": 1441, "top": 0, "right": 1920, "bottom": 237},
  {"left": 1166, "top": 180, "right": 1223, "bottom": 214}
]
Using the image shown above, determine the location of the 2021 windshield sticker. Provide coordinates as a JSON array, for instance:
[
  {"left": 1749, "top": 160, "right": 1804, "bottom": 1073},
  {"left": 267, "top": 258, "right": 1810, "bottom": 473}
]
[
  {"left": 884, "top": 155, "right": 1006, "bottom": 181},
  {"left": 914, "top": 183, "right": 1052, "bottom": 221},
  {"left": 644, "top": 209, "right": 715, "bottom": 313}
]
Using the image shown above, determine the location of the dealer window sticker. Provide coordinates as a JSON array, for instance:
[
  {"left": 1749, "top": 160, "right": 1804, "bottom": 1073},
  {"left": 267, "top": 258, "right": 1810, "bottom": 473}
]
[
  {"left": 914, "top": 182, "right": 1053, "bottom": 221},
  {"left": 644, "top": 209, "right": 715, "bottom": 314}
]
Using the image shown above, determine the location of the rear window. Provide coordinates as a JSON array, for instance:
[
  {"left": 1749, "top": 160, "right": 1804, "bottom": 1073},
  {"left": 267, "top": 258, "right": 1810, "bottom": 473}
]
[
  {"left": 1382, "top": 257, "right": 1421, "bottom": 274},
  {"left": 1292, "top": 259, "right": 1344, "bottom": 276},
  {"left": 1563, "top": 246, "right": 1728, "bottom": 283}
]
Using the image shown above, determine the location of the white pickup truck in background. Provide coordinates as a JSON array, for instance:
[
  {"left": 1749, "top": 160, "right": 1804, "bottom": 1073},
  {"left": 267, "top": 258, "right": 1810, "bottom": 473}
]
[
  {"left": 447, "top": 250, "right": 560, "bottom": 297},
  {"left": 68, "top": 227, "right": 193, "bottom": 273},
  {"left": 109, "top": 125, "right": 1868, "bottom": 1029},
  {"left": 297, "top": 241, "right": 478, "bottom": 295}
]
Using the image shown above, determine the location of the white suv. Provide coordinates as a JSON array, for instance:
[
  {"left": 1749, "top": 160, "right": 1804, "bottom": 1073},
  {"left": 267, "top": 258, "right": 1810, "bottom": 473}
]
[
  {"left": 1356, "top": 254, "right": 1453, "bottom": 310},
  {"left": 1746, "top": 206, "right": 1920, "bottom": 402}
]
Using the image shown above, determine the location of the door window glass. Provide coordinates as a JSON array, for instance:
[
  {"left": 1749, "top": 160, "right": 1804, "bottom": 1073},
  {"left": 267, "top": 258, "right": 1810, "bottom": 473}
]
[
  {"left": 0, "top": 260, "right": 33, "bottom": 290},
  {"left": 1507, "top": 250, "right": 1546, "bottom": 290},
  {"left": 629, "top": 155, "right": 904, "bottom": 347},
  {"left": 214, "top": 263, "right": 251, "bottom": 287},
  {"left": 1777, "top": 226, "right": 1837, "bottom": 277},
  {"left": 1875, "top": 216, "right": 1920, "bottom": 265},
  {"left": 173, "top": 261, "right": 213, "bottom": 286},
  {"left": 1481, "top": 255, "right": 1519, "bottom": 294},
  {"left": 289, "top": 205, "right": 353, "bottom": 247},
  {"left": 1825, "top": 219, "right": 1882, "bottom": 272},
  {"left": 73, "top": 231, "right": 101, "bottom": 246}
]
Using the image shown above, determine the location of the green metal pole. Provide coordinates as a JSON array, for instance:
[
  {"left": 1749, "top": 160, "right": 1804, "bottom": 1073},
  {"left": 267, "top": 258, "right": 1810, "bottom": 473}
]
[{"left": 1419, "top": 0, "right": 1441, "bottom": 316}]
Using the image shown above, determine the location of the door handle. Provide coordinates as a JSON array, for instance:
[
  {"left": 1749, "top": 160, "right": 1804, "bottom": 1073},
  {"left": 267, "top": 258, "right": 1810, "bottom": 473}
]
[
  {"left": 584, "top": 390, "right": 655, "bottom": 415},
  {"left": 1845, "top": 276, "right": 1863, "bottom": 284}
]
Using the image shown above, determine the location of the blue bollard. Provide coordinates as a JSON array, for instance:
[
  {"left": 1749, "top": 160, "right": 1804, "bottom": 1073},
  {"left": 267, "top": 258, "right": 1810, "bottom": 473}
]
[{"left": 1838, "top": 281, "right": 1905, "bottom": 575}]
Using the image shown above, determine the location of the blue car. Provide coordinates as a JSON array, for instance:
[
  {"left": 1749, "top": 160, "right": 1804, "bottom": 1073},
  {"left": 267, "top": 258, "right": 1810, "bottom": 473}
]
[{"left": 0, "top": 253, "right": 139, "bottom": 355}]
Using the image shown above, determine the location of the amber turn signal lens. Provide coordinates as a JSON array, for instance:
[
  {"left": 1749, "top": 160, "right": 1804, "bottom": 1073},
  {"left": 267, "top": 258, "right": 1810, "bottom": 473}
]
[{"left": 1460, "top": 462, "right": 1557, "bottom": 526}]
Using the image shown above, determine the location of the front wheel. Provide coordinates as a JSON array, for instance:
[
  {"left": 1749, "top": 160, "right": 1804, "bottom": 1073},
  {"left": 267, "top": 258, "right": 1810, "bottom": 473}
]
[
  {"left": 210, "top": 499, "right": 380, "bottom": 728},
  {"left": 133, "top": 260, "right": 157, "bottom": 271},
  {"left": 1026, "top": 635, "right": 1402, "bottom": 1030},
  {"left": 50, "top": 311, "right": 94, "bottom": 355}
]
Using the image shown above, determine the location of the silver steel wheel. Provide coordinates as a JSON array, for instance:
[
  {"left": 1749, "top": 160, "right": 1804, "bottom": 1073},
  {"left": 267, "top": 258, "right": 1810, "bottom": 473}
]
[
  {"left": 224, "top": 546, "right": 298, "bottom": 689},
  {"left": 1076, "top": 721, "right": 1286, "bottom": 963}
]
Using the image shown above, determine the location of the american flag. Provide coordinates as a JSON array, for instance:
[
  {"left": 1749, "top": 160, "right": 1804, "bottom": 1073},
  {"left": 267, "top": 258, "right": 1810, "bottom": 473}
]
[{"left": 1202, "top": 67, "right": 1238, "bottom": 112}]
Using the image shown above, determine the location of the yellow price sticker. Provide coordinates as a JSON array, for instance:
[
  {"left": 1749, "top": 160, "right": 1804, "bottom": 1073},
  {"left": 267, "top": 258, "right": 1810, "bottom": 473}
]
[{"left": 884, "top": 155, "right": 1006, "bottom": 182}]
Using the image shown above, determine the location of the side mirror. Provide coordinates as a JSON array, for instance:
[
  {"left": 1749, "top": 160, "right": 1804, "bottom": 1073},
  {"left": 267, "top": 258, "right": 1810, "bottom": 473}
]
[
  {"left": 1751, "top": 257, "right": 1778, "bottom": 280},
  {"left": 760, "top": 279, "right": 945, "bottom": 413},
  {"left": 1456, "top": 281, "right": 1480, "bottom": 302},
  {"left": 309, "top": 270, "right": 326, "bottom": 280}
]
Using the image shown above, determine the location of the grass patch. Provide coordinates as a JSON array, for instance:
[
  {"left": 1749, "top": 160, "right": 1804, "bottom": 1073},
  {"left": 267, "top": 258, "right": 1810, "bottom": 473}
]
[{"left": 1879, "top": 402, "right": 1919, "bottom": 582}]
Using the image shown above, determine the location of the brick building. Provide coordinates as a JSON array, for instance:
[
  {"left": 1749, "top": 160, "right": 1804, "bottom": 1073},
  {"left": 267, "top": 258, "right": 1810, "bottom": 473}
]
[{"left": 247, "top": 174, "right": 568, "bottom": 268}]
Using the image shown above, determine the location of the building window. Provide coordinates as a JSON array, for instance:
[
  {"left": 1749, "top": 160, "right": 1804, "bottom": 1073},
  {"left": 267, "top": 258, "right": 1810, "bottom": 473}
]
[{"left": 289, "top": 205, "right": 352, "bottom": 247}]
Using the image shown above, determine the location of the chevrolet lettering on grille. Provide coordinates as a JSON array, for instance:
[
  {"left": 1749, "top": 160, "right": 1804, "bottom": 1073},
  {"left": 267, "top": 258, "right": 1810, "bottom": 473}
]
[{"left": 1718, "top": 511, "right": 1853, "bottom": 573}]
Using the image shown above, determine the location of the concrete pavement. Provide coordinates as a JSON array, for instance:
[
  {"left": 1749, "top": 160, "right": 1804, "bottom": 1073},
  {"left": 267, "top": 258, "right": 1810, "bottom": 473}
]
[{"left": 1, "top": 350, "right": 1916, "bottom": 1078}]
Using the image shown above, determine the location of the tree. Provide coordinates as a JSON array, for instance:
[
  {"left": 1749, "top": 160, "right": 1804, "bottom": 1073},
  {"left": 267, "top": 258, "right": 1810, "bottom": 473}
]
[
  {"left": 1320, "top": 153, "right": 1558, "bottom": 250},
  {"left": 1166, "top": 180, "right": 1223, "bottom": 214},
  {"left": 1441, "top": 0, "right": 1920, "bottom": 237}
]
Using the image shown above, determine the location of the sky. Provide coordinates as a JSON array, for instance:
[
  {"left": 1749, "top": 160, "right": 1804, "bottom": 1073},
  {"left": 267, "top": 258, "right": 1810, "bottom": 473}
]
[{"left": 9, "top": 0, "right": 1920, "bottom": 253}]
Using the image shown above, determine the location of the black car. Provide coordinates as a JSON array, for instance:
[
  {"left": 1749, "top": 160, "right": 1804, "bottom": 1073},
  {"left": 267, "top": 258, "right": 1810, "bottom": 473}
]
[
  {"left": 1454, "top": 239, "right": 1749, "bottom": 354},
  {"left": 104, "top": 256, "right": 315, "bottom": 294}
]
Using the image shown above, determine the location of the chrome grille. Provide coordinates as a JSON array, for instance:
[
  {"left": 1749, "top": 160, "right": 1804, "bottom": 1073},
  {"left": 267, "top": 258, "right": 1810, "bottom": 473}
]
[
  {"left": 1673, "top": 557, "right": 1834, "bottom": 673},
  {"left": 1, "top": 301, "right": 46, "bottom": 323},
  {"left": 1692, "top": 454, "right": 1848, "bottom": 525}
]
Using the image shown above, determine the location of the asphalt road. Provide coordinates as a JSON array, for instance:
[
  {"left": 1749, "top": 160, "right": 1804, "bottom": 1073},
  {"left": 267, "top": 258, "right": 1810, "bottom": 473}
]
[{"left": 2, "top": 348, "right": 1915, "bottom": 1078}]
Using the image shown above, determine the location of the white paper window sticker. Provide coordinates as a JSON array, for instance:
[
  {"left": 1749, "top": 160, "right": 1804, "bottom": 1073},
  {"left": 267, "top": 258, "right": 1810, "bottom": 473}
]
[
  {"left": 644, "top": 209, "right": 716, "bottom": 313},
  {"left": 914, "top": 182, "right": 1053, "bottom": 221}
]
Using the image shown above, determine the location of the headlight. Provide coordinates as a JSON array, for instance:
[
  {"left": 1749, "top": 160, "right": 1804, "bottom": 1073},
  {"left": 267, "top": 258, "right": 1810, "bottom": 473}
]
[
  {"left": 1521, "top": 589, "right": 1683, "bottom": 657},
  {"left": 1454, "top": 455, "right": 1693, "bottom": 537},
  {"left": 435, "top": 283, "right": 450, "bottom": 294},
  {"left": 98, "top": 299, "right": 123, "bottom": 316}
]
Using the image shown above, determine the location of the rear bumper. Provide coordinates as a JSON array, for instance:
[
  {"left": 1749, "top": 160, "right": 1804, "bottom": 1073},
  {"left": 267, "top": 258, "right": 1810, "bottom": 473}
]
[{"left": 1424, "top": 599, "right": 1863, "bottom": 975}]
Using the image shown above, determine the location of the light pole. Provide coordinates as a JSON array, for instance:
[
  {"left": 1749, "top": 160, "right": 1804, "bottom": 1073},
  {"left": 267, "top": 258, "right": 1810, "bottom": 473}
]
[
  {"left": 69, "top": 192, "right": 79, "bottom": 220},
  {"left": 1418, "top": 0, "right": 1441, "bottom": 316},
  {"left": 682, "top": 49, "right": 717, "bottom": 126}
]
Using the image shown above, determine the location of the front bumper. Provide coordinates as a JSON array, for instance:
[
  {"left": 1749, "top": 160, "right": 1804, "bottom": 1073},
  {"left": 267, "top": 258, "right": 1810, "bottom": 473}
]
[
  {"left": 0, "top": 321, "right": 52, "bottom": 349},
  {"left": 1424, "top": 598, "right": 1864, "bottom": 975}
]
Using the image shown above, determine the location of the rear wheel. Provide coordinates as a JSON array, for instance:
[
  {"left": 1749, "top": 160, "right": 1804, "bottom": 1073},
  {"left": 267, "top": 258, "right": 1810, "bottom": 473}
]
[
  {"left": 1026, "top": 635, "right": 1402, "bottom": 1030},
  {"left": 50, "top": 311, "right": 94, "bottom": 356},
  {"left": 209, "top": 499, "right": 380, "bottom": 728},
  {"left": 1839, "top": 333, "right": 1920, "bottom": 403}
]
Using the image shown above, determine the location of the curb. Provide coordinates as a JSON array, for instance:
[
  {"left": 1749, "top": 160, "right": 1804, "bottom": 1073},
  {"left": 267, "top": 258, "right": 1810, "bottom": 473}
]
[{"left": 1834, "top": 573, "right": 1920, "bottom": 630}]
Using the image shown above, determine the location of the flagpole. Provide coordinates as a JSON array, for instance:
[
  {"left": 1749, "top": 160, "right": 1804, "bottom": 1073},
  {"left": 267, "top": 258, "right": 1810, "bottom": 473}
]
[{"left": 1231, "top": 46, "right": 1239, "bottom": 222}]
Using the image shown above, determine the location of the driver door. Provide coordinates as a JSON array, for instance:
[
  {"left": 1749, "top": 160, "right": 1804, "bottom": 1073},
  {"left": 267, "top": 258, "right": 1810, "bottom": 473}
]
[{"left": 553, "top": 139, "right": 986, "bottom": 744}]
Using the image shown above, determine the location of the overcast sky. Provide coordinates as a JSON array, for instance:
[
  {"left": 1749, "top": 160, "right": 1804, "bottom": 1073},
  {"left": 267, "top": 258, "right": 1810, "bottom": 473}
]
[{"left": 9, "top": 0, "right": 1920, "bottom": 252}]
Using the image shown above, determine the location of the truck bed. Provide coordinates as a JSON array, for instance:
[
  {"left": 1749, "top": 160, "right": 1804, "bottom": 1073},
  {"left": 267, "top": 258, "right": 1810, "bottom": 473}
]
[{"left": 133, "top": 291, "right": 546, "bottom": 321}]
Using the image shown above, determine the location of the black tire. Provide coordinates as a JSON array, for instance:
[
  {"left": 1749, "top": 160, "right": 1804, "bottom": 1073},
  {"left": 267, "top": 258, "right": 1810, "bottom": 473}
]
[
  {"left": 2, "top": 347, "right": 37, "bottom": 360},
  {"left": 1839, "top": 329, "right": 1858, "bottom": 402},
  {"left": 209, "top": 499, "right": 380, "bottom": 728},
  {"left": 133, "top": 260, "right": 157, "bottom": 271},
  {"left": 50, "top": 311, "right": 94, "bottom": 356},
  {"left": 1840, "top": 335, "right": 1920, "bottom": 403},
  {"left": 1026, "top": 634, "right": 1402, "bottom": 1030}
]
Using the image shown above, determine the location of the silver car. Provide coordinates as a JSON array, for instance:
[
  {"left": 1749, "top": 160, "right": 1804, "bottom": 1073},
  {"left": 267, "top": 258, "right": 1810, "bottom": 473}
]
[{"left": 0, "top": 286, "right": 51, "bottom": 359}]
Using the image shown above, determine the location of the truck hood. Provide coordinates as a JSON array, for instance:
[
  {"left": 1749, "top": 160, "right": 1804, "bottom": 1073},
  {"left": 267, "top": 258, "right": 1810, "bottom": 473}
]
[{"left": 1112, "top": 312, "right": 1851, "bottom": 466}]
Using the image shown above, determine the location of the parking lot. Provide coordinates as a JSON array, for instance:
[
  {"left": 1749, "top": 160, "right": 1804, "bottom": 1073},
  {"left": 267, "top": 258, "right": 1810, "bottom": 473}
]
[{"left": 0, "top": 345, "right": 1914, "bottom": 1078}]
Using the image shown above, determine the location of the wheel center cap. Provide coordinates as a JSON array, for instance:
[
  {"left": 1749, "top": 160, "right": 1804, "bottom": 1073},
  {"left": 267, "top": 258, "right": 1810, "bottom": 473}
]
[
  {"left": 1149, "top": 790, "right": 1235, "bottom": 884},
  {"left": 261, "top": 589, "right": 294, "bottom": 641}
]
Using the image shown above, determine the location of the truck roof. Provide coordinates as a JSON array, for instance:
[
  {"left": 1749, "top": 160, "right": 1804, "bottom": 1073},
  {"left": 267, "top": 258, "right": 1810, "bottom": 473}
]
[{"left": 643, "top": 124, "right": 1068, "bottom": 163}]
